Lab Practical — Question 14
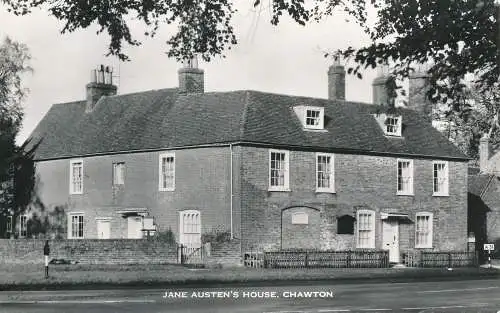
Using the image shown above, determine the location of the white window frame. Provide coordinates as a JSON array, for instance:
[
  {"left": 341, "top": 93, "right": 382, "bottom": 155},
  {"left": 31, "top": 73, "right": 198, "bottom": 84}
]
[
  {"left": 304, "top": 106, "right": 325, "bottom": 130},
  {"left": 384, "top": 115, "right": 402, "bottom": 137},
  {"left": 268, "top": 149, "right": 290, "bottom": 191},
  {"left": 356, "top": 210, "right": 376, "bottom": 249},
  {"left": 112, "top": 162, "right": 125, "bottom": 185},
  {"left": 159, "top": 152, "right": 175, "bottom": 191},
  {"left": 397, "top": 159, "right": 414, "bottom": 195},
  {"left": 316, "top": 153, "right": 335, "bottom": 193},
  {"left": 68, "top": 213, "right": 84, "bottom": 239},
  {"left": 6, "top": 215, "right": 12, "bottom": 235},
  {"left": 433, "top": 161, "right": 449, "bottom": 196},
  {"left": 69, "top": 159, "right": 83, "bottom": 195},
  {"left": 415, "top": 212, "right": 433, "bottom": 248},
  {"left": 19, "top": 215, "right": 28, "bottom": 238}
]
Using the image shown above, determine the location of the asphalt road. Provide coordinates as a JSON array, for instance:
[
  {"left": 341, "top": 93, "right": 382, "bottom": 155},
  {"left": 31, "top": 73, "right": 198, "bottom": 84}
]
[{"left": 1, "top": 278, "right": 500, "bottom": 313}]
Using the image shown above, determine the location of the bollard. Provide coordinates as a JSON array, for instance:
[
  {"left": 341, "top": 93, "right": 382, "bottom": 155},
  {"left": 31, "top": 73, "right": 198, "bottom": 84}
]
[{"left": 43, "top": 240, "right": 50, "bottom": 279}]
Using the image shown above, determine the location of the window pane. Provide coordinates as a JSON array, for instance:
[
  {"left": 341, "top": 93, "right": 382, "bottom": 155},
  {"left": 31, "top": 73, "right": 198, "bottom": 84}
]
[{"left": 270, "top": 152, "right": 287, "bottom": 187}]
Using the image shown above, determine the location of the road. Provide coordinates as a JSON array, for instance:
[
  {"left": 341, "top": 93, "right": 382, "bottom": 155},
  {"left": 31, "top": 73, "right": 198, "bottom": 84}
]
[{"left": 1, "top": 278, "right": 500, "bottom": 312}]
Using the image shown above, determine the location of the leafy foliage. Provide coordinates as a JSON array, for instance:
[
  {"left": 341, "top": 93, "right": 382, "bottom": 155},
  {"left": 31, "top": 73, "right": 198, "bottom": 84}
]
[
  {"left": 2, "top": 0, "right": 237, "bottom": 62},
  {"left": 0, "top": 36, "right": 33, "bottom": 236}
]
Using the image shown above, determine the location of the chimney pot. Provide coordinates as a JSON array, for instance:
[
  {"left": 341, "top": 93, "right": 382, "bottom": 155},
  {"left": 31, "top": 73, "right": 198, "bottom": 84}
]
[
  {"left": 372, "top": 64, "right": 393, "bottom": 106},
  {"left": 178, "top": 55, "right": 204, "bottom": 94},
  {"left": 327, "top": 60, "right": 346, "bottom": 101},
  {"left": 86, "top": 65, "right": 117, "bottom": 112},
  {"left": 480, "top": 134, "right": 491, "bottom": 173}
]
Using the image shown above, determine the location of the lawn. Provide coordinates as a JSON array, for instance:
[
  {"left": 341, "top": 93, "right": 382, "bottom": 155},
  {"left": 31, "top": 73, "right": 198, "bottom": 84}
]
[{"left": 0, "top": 263, "right": 498, "bottom": 290}]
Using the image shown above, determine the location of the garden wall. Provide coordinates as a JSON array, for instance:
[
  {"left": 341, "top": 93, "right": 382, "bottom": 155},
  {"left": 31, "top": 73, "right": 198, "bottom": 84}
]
[{"left": 0, "top": 239, "right": 178, "bottom": 265}]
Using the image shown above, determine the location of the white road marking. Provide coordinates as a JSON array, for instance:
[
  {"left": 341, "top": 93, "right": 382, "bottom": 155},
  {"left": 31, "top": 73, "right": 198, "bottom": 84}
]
[
  {"left": 402, "top": 305, "right": 471, "bottom": 310},
  {"left": 417, "top": 286, "right": 499, "bottom": 293},
  {"left": 317, "top": 310, "right": 351, "bottom": 312},
  {"left": 359, "top": 309, "right": 392, "bottom": 311}
]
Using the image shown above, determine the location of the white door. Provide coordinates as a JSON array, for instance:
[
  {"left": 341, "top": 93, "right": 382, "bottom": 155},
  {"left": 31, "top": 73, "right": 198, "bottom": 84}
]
[
  {"left": 96, "top": 219, "right": 111, "bottom": 239},
  {"left": 382, "top": 219, "right": 400, "bottom": 263},
  {"left": 179, "top": 210, "right": 201, "bottom": 248},
  {"left": 127, "top": 216, "right": 143, "bottom": 239}
]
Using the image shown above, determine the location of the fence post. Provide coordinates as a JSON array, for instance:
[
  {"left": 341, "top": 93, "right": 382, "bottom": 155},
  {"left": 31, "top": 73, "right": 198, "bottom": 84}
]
[
  {"left": 304, "top": 252, "right": 309, "bottom": 268},
  {"left": 419, "top": 251, "right": 423, "bottom": 268},
  {"left": 263, "top": 252, "right": 267, "bottom": 268},
  {"left": 346, "top": 251, "right": 351, "bottom": 268},
  {"left": 448, "top": 252, "right": 452, "bottom": 268}
]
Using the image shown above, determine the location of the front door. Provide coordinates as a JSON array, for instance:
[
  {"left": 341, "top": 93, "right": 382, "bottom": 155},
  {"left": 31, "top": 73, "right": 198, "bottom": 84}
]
[
  {"left": 382, "top": 219, "right": 400, "bottom": 263},
  {"left": 179, "top": 210, "right": 201, "bottom": 249},
  {"left": 127, "top": 216, "right": 143, "bottom": 239},
  {"left": 96, "top": 219, "right": 111, "bottom": 239}
]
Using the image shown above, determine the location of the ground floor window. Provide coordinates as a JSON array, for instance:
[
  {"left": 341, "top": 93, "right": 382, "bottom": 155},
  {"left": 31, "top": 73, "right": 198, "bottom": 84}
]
[
  {"left": 69, "top": 213, "right": 84, "bottom": 239},
  {"left": 356, "top": 210, "right": 375, "bottom": 248},
  {"left": 337, "top": 215, "right": 355, "bottom": 235},
  {"left": 415, "top": 212, "right": 433, "bottom": 248}
]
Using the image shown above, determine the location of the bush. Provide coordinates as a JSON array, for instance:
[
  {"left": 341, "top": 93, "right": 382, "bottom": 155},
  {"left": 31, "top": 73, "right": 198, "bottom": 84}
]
[
  {"left": 201, "top": 228, "right": 231, "bottom": 244},
  {"left": 153, "top": 228, "right": 176, "bottom": 244}
]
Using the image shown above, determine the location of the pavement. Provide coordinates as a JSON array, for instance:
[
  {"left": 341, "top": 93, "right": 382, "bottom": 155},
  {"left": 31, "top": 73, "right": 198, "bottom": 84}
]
[{"left": 1, "top": 278, "right": 500, "bottom": 312}]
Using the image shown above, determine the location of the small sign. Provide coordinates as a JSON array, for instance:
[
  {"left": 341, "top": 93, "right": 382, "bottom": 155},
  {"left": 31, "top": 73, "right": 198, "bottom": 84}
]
[{"left": 484, "top": 243, "right": 495, "bottom": 251}]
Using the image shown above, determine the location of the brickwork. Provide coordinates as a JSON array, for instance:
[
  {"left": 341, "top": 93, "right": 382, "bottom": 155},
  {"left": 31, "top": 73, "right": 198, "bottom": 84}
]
[
  {"left": 239, "top": 146, "right": 468, "bottom": 254},
  {"left": 0, "top": 239, "right": 177, "bottom": 264},
  {"left": 35, "top": 147, "right": 233, "bottom": 241},
  {"left": 206, "top": 240, "right": 242, "bottom": 267}
]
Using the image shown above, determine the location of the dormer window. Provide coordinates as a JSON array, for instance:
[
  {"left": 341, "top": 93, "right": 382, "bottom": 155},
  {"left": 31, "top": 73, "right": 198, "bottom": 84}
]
[
  {"left": 293, "top": 105, "right": 326, "bottom": 130},
  {"left": 384, "top": 115, "right": 402, "bottom": 136}
]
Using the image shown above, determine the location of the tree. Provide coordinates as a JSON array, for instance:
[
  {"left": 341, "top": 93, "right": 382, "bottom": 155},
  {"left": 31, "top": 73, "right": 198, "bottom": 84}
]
[
  {"left": 0, "top": 36, "right": 33, "bottom": 237},
  {"left": 2, "top": 0, "right": 497, "bottom": 103}
]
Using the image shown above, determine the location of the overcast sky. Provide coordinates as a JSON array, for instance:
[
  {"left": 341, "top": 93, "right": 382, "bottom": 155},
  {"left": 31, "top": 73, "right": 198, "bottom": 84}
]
[{"left": 0, "top": 2, "right": 379, "bottom": 143}]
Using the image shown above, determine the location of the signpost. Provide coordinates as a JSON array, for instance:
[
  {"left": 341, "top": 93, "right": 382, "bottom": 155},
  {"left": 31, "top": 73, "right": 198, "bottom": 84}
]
[{"left": 484, "top": 243, "right": 495, "bottom": 268}]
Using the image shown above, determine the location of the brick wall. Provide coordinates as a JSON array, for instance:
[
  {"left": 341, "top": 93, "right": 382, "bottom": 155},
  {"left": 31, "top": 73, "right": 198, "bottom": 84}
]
[
  {"left": 239, "top": 146, "right": 468, "bottom": 254},
  {"left": 35, "top": 146, "right": 233, "bottom": 240},
  {"left": 206, "top": 240, "right": 242, "bottom": 267},
  {"left": 0, "top": 239, "right": 178, "bottom": 264}
]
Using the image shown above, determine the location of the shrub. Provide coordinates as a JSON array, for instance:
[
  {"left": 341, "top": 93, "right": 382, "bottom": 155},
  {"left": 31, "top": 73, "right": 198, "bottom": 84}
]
[
  {"left": 201, "top": 228, "right": 231, "bottom": 244},
  {"left": 154, "top": 228, "right": 176, "bottom": 244}
]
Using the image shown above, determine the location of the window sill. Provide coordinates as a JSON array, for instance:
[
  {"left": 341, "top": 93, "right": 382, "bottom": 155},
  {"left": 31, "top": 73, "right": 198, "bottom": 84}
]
[
  {"left": 268, "top": 187, "right": 291, "bottom": 192},
  {"left": 432, "top": 193, "right": 449, "bottom": 197},
  {"left": 303, "top": 128, "right": 328, "bottom": 132},
  {"left": 415, "top": 246, "right": 433, "bottom": 249},
  {"left": 397, "top": 191, "right": 414, "bottom": 196},
  {"left": 159, "top": 188, "right": 175, "bottom": 192},
  {"left": 69, "top": 192, "right": 83, "bottom": 195},
  {"left": 316, "top": 189, "right": 336, "bottom": 194}
]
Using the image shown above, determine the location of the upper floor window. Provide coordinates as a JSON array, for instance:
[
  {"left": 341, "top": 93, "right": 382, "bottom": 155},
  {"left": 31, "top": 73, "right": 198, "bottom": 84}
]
[
  {"left": 305, "top": 108, "right": 324, "bottom": 129},
  {"left": 415, "top": 212, "right": 433, "bottom": 248},
  {"left": 269, "top": 150, "right": 290, "bottom": 191},
  {"left": 356, "top": 210, "right": 375, "bottom": 248},
  {"left": 69, "top": 160, "right": 83, "bottom": 194},
  {"left": 385, "top": 115, "right": 402, "bottom": 136},
  {"left": 397, "top": 159, "right": 413, "bottom": 195},
  {"left": 159, "top": 153, "right": 175, "bottom": 191},
  {"left": 316, "top": 153, "right": 335, "bottom": 193},
  {"left": 19, "top": 215, "right": 27, "bottom": 238},
  {"left": 69, "top": 213, "right": 84, "bottom": 239},
  {"left": 113, "top": 162, "right": 125, "bottom": 185},
  {"left": 433, "top": 161, "right": 449, "bottom": 196}
]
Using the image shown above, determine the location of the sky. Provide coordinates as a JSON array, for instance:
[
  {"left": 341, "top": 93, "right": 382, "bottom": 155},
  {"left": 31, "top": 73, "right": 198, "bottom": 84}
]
[{"left": 0, "top": 1, "right": 379, "bottom": 143}]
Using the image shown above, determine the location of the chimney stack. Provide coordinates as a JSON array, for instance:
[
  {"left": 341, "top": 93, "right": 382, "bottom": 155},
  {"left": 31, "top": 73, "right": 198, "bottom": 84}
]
[
  {"left": 86, "top": 65, "right": 117, "bottom": 112},
  {"left": 178, "top": 55, "right": 204, "bottom": 94},
  {"left": 328, "top": 58, "right": 346, "bottom": 101},
  {"left": 409, "top": 64, "right": 432, "bottom": 119},
  {"left": 480, "top": 134, "right": 491, "bottom": 173},
  {"left": 372, "top": 64, "right": 393, "bottom": 106}
]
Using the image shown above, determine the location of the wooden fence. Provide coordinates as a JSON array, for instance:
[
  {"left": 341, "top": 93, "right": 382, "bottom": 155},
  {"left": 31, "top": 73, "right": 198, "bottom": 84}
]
[
  {"left": 402, "top": 251, "right": 478, "bottom": 268},
  {"left": 244, "top": 250, "right": 389, "bottom": 268}
]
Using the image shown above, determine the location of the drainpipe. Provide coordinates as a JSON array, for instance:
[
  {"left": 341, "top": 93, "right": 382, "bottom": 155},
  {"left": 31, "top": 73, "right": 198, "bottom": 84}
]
[{"left": 230, "top": 143, "right": 234, "bottom": 240}]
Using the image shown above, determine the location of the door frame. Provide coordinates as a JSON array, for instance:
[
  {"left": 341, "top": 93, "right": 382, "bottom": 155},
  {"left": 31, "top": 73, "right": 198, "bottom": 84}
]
[
  {"left": 382, "top": 219, "right": 400, "bottom": 263},
  {"left": 127, "top": 215, "right": 143, "bottom": 239}
]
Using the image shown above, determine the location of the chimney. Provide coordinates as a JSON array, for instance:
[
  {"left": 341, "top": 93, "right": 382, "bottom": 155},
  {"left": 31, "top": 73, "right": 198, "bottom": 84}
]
[
  {"left": 480, "top": 134, "right": 491, "bottom": 173},
  {"left": 178, "top": 55, "right": 204, "bottom": 94},
  {"left": 328, "top": 58, "right": 345, "bottom": 101},
  {"left": 372, "top": 64, "right": 393, "bottom": 106},
  {"left": 409, "top": 65, "right": 432, "bottom": 119},
  {"left": 86, "top": 65, "right": 117, "bottom": 112}
]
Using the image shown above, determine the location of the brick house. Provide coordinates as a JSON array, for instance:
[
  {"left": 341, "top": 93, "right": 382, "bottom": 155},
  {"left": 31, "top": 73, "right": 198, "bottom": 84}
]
[
  {"left": 468, "top": 135, "right": 500, "bottom": 256},
  {"left": 23, "top": 60, "right": 469, "bottom": 264}
]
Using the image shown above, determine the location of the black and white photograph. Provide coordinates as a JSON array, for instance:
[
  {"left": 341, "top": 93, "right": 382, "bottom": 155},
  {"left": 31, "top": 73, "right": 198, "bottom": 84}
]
[{"left": 0, "top": 0, "right": 499, "bottom": 312}]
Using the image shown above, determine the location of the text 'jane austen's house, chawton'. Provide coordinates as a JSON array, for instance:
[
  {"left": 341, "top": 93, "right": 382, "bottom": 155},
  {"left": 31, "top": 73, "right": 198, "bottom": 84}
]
[{"left": 25, "top": 60, "right": 469, "bottom": 265}]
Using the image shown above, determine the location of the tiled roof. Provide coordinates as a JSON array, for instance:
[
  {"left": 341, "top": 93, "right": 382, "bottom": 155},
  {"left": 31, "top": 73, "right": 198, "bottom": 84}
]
[{"left": 28, "top": 89, "right": 469, "bottom": 161}]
